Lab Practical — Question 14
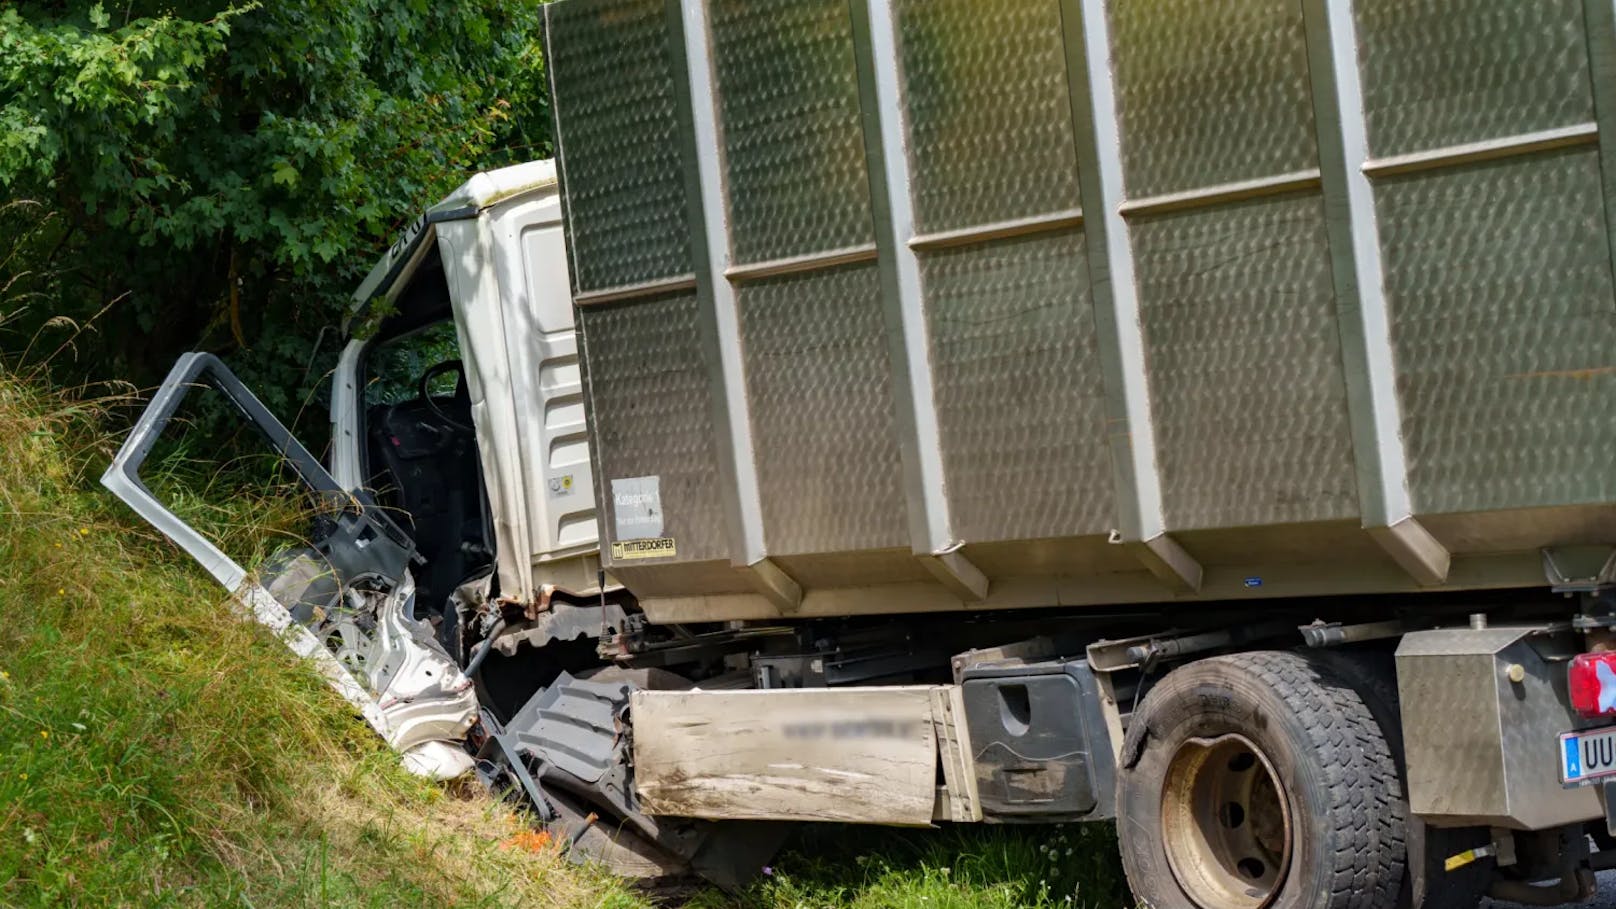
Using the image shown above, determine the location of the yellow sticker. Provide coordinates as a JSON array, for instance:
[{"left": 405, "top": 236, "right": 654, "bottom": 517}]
[{"left": 612, "top": 538, "right": 678, "bottom": 561}]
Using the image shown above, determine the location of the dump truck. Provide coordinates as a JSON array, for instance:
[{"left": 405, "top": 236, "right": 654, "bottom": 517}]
[{"left": 105, "top": 0, "right": 1616, "bottom": 905}]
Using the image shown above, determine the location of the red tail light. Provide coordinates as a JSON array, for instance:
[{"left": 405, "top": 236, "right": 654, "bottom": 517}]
[{"left": 1568, "top": 653, "right": 1616, "bottom": 718}]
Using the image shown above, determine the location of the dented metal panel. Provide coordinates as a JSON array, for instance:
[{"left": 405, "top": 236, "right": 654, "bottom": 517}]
[{"left": 547, "top": 0, "right": 1616, "bottom": 622}]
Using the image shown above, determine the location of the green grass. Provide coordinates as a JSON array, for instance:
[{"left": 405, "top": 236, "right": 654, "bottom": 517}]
[
  {"left": 0, "top": 375, "right": 643, "bottom": 908},
  {"left": 705, "top": 824, "right": 1129, "bottom": 909},
  {"left": 0, "top": 371, "right": 1131, "bottom": 908}
]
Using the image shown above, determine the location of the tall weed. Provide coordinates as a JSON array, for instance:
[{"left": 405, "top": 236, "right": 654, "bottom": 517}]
[{"left": 0, "top": 374, "right": 637, "bottom": 907}]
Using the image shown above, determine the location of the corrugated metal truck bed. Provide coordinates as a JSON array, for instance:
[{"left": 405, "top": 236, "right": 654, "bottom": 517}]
[{"left": 543, "top": 0, "right": 1616, "bottom": 623}]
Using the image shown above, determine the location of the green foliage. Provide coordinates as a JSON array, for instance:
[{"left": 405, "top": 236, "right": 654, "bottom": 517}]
[
  {"left": 364, "top": 320, "right": 461, "bottom": 406},
  {"left": 0, "top": 1, "right": 550, "bottom": 437},
  {"left": 0, "top": 5, "right": 244, "bottom": 207}
]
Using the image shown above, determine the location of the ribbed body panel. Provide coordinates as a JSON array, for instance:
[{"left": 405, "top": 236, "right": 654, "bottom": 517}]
[
  {"left": 1109, "top": 0, "right": 1318, "bottom": 197},
  {"left": 545, "top": 0, "right": 691, "bottom": 292},
  {"left": 710, "top": 0, "right": 875, "bottom": 264},
  {"left": 576, "top": 293, "right": 728, "bottom": 562},
  {"left": 895, "top": 0, "right": 1083, "bottom": 233},
  {"left": 1133, "top": 196, "right": 1359, "bottom": 530},
  {"left": 740, "top": 264, "right": 908, "bottom": 554},
  {"left": 547, "top": 0, "right": 1616, "bottom": 619},
  {"left": 1378, "top": 149, "right": 1616, "bottom": 514},
  {"left": 1354, "top": 0, "right": 1593, "bottom": 157},
  {"left": 922, "top": 231, "right": 1113, "bottom": 543}
]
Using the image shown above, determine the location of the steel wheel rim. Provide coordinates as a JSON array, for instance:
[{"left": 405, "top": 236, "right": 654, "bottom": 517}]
[{"left": 1160, "top": 732, "right": 1293, "bottom": 909}]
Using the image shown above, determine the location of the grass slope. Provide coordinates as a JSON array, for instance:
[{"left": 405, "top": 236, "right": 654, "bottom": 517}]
[
  {"left": 0, "top": 374, "right": 1130, "bottom": 908},
  {"left": 0, "top": 377, "right": 642, "bottom": 908},
  {"left": 724, "top": 824, "right": 1127, "bottom": 909}
]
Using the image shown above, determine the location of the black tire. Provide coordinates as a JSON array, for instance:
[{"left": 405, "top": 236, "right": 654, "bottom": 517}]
[
  {"left": 1117, "top": 650, "right": 1405, "bottom": 909},
  {"left": 1309, "top": 650, "right": 1490, "bottom": 909}
]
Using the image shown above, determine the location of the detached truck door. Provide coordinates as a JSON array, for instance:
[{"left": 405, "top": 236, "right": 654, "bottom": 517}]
[{"left": 101, "top": 353, "right": 479, "bottom": 778}]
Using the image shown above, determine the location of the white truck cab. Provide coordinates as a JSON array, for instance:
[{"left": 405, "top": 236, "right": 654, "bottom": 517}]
[
  {"left": 101, "top": 163, "right": 622, "bottom": 788},
  {"left": 331, "top": 160, "right": 602, "bottom": 608}
]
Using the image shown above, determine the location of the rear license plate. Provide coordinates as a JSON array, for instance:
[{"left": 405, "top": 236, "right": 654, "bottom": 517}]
[{"left": 1560, "top": 726, "right": 1616, "bottom": 785}]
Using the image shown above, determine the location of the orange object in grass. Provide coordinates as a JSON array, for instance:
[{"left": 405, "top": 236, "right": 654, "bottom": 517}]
[{"left": 499, "top": 829, "right": 555, "bottom": 854}]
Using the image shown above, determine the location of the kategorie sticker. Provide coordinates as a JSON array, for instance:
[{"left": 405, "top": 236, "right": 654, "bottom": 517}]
[{"left": 611, "top": 475, "right": 663, "bottom": 541}]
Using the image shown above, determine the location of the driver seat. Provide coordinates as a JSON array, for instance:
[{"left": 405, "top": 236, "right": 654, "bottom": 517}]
[{"left": 366, "top": 363, "right": 493, "bottom": 621}]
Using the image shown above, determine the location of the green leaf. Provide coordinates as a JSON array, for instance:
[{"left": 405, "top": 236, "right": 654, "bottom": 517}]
[{"left": 270, "top": 160, "right": 298, "bottom": 187}]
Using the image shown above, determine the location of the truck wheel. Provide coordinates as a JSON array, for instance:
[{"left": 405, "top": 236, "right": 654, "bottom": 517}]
[
  {"left": 1309, "top": 650, "right": 1490, "bottom": 909},
  {"left": 1116, "top": 651, "right": 1404, "bottom": 909}
]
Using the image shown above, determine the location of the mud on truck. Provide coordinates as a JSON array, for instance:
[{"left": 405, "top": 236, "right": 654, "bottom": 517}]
[{"left": 105, "top": 0, "right": 1616, "bottom": 906}]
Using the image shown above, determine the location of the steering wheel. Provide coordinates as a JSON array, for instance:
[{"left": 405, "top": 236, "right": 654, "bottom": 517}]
[{"left": 418, "top": 360, "right": 473, "bottom": 433}]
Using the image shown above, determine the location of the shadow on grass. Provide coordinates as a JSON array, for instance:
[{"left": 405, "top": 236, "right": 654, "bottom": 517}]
[{"left": 689, "top": 822, "right": 1129, "bottom": 909}]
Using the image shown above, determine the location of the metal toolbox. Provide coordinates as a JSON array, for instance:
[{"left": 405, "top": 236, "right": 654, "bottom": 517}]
[{"left": 1396, "top": 627, "right": 1602, "bottom": 830}]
